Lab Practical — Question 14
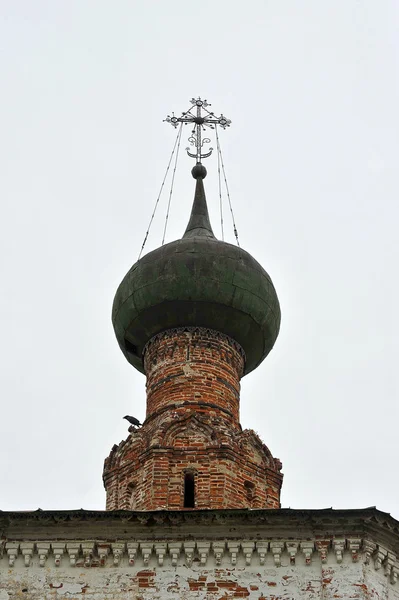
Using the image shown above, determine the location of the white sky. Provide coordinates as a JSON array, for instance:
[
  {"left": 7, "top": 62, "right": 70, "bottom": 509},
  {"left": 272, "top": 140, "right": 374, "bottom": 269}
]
[{"left": 1, "top": 1, "right": 399, "bottom": 517}]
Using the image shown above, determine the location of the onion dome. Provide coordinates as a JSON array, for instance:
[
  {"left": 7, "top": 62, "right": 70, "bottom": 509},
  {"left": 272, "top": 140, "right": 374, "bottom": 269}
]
[{"left": 112, "top": 164, "right": 281, "bottom": 376}]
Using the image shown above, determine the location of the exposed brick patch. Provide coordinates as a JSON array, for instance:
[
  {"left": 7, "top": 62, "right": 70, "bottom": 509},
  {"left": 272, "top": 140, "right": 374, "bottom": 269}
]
[
  {"left": 217, "top": 581, "right": 238, "bottom": 589},
  {"left": 186, "top": 577, "right": 253, "bottom": 598},
  {"left": 136, "top": 569, "right": 156, "bottom": 589}
]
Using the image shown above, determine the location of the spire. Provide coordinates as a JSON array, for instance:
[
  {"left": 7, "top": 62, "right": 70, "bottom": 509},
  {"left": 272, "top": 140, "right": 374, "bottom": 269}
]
[{"left": 183, "top": 164, "right": 215, "bottom": 239}]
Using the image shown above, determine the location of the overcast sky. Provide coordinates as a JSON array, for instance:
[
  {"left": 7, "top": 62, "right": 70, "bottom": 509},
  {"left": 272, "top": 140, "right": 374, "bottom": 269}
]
[{"left": 1, "top": 1, "right": 399, "bottom": 517}]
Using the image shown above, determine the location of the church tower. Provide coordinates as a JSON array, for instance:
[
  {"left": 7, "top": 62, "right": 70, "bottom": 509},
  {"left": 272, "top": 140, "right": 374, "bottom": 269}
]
[{"left": 103, "top": 98, "right": 283, "bottom": 511}]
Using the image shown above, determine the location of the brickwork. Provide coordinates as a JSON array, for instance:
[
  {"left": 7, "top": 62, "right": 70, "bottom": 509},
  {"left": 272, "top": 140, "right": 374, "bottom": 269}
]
[
  {"left": 144, "top": 327, "right": 245, "bottom": 424},
  {"left": 103, "top": 327, "right": 282, "bottom": 511}
]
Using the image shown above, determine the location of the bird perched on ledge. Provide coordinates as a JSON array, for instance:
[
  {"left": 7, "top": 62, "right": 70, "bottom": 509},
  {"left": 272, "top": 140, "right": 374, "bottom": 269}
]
[{"left": 123, "top": 415, "right": 142, "bottom": 428}]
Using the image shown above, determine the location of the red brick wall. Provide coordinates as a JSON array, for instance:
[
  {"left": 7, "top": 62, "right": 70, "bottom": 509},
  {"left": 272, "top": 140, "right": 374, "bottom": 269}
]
[
  {"left": 144, "top": 327, "right": 245, "bottom": 424},
  {"left": 103, "top": 327, "right": 283, "bottom": 510}
]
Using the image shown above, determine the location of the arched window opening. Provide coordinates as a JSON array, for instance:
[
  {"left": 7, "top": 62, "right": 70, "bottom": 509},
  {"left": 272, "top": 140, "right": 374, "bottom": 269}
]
[{"left": 184, "top": 472, "right": 195, "bottom": 508}]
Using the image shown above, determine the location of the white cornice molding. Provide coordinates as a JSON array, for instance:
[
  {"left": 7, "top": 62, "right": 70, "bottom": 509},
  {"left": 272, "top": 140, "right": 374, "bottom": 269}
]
[{"left": 1, "top": 538, "right": 399, "bottom": 584}]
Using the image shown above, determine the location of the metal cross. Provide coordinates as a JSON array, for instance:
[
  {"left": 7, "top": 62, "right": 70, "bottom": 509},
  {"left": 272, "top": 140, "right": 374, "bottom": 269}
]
[{"left": 165, "top": 97, "right": 231, "bottom": 163}]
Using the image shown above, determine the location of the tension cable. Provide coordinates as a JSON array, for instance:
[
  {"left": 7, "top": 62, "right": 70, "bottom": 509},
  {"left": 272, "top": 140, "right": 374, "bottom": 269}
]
[
  {"left": 162, "top": 122, "right": 183, "bottom": 245},
  {"left": 216, "top": 131, "right": 224, "bottom": 241},
  {"left": 138, "top": 123, "right": 183, "bottom": 260},
  {"left": 215, "top": 125, "right": 240, "bottom": 247}
]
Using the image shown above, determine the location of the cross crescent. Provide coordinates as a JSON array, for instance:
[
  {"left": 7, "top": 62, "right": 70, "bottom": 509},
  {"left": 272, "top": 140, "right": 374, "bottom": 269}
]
[{"left": 165, "top": 97, "right": 231, "bottom": 163}]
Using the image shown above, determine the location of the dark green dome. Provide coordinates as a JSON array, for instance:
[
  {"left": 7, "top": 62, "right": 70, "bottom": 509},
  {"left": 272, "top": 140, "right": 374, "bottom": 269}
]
[{"left": 112, "top": 173, "right": 281, "bottom": 375}]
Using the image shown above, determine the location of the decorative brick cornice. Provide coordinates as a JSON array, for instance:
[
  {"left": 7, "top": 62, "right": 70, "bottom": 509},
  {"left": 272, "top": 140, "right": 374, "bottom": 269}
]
[
  {"left": 0, "top": 506, "right": 393, "bottom": 524},
  {"left": 143, "top": 326, "right": 246, "bottom": 363},
  {"left": 1, "top": 508, "right": 399, "bottom": 550},
  {"left": 143, "top": 400, "right": 236, "bottom": 426}
]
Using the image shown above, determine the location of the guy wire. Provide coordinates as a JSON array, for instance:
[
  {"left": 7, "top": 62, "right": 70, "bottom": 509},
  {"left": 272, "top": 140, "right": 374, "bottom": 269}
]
[
  {"left": 215, "top": 126, "right": 240, "bottom": 247},
  {"left": 138, "top": 123, "right": 183, "bottom": 260},
  {"left": 162, "top": 123, "right": 183, "bottom": 245},
  {"left": 216, "top": 125, "right": 224, "bottom": 241}
]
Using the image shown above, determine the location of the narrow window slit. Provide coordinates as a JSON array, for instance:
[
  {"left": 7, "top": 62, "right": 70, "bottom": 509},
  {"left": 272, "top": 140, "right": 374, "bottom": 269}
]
[{"left": 184, "top": 472, "right": 195, "bottom": 508}]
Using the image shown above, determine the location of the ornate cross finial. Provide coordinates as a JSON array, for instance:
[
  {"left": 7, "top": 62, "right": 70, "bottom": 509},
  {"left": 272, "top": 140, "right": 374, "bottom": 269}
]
[{"left": 165, "top": 97, "right": 231, "bottom": 163}]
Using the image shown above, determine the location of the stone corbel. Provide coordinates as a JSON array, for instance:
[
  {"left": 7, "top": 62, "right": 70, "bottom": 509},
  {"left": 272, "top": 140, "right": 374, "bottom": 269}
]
[
  {"left": 286, "top": 542, "right": 299, "bottom": 565},
  {"left": 20, "top": 543, "right": 34, "bottom": 567},
  {"left": 363, "top": 540, "right": 376, "bottom": 565},
  {"left": 127, "top": 542, "right": 138, "bottom": 566},
  {"left": 348, "top": 538, "right": 361, "bottom": 562},
  {"left": 333, "top": 539, "right": 346, "bottom": 564},
  {"left": 374, "top": 546, "right": 387, "bottom": 570},
  {"left": 316, "top": 541, "right": 330, "bottom": 564},
  {"left": 112, "top": 543, "right": 125, "bottom": 566},
  {"left": 227, "top": 542, "right": 239, "bottom": 566},
  {"left": 137, "top": 515, "right": 149, "bottom": 524},
  {"left": 256, "top": 542, "right": 268, "bottom": 566},
  {"left": 197, "top": 542, "right": 210, "bottom": 566},
  {"left": 391, "top": 563, "right": 399, "bottom": 585},
  {"left": 36, "top": 543, "right": 50, "bottom": 567},
  {"left": 168, "top": 513, "right": 181, "bottom": 525},
  {"left": 212, "top": 542, "right": 225, "bottom": 566},
  {"left": 66, "top": 543, "right": 81, "bottom": 567},
  {"left": 183, "top": 542, "right": 195, "bottom": 567},
  {"left": 6, "top": 543, "right": 19, "bottom": 567},
  {"left": 52, "top": 544, "right": 66, "bottom": 567},
  {"left": 97, "top": 543, "right": 111, "bottom": 566},
  {"left": 241, "top": 542, "right": 255, "bottom": 566},
  {"left": 141, "top": 544, "right": 153, "bottom": 567},
  {"left": 384, "top": 552, "right": 396, "bottom": 579},
  {"left": 301, "top": 542, "right": 314, "bottom": 566},
  {"left": 153, "top": 514, "right": 166, "bottom": 525},
  {"left": 270, "top": 542, "right": 284, "bottom": 567},
  {"left": 154, "top": 543, "right": 167, "bottom": 566},
  {"left": 168, "top": 543, "right": 181, "bottom": 567},
  {"left": 81, "top": 542, "right": 95, "bottom": 567}
]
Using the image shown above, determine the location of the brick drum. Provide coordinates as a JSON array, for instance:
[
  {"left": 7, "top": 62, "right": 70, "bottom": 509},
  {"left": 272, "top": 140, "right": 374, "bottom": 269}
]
[{"left": 103, "top": 327, "right": 283, "bottom": 510}]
